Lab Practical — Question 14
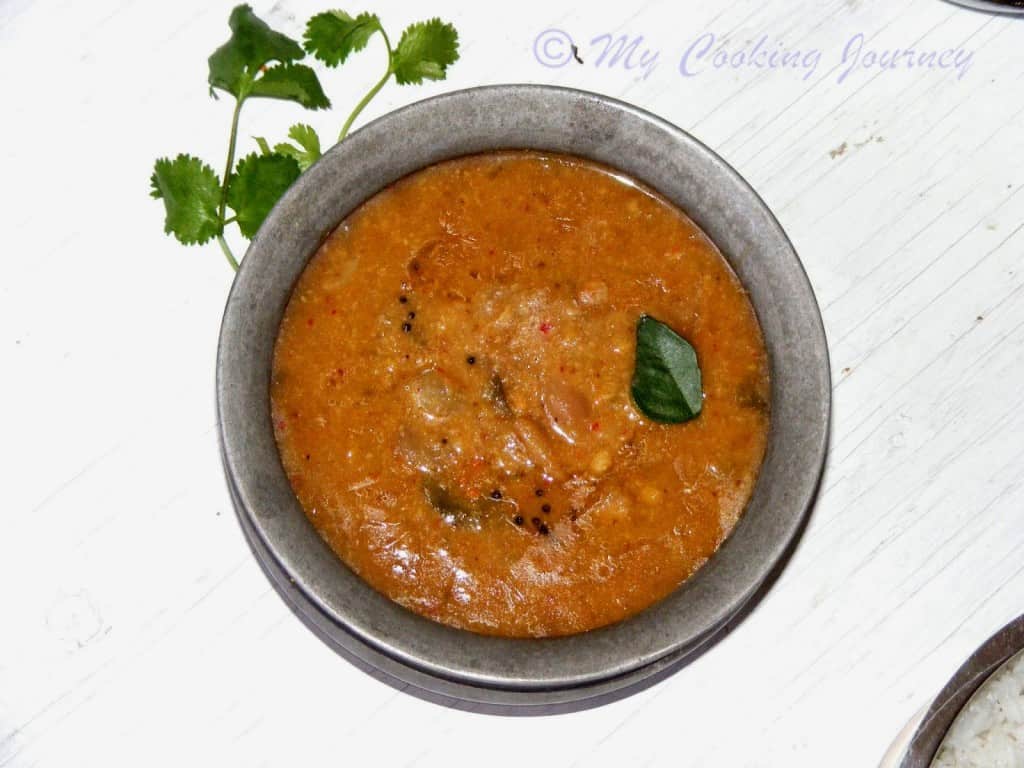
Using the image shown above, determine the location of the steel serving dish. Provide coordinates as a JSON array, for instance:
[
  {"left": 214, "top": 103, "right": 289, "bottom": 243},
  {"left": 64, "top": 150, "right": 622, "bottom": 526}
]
[{"left": 216, "top": 84, "right": 831, "bottom": 711}]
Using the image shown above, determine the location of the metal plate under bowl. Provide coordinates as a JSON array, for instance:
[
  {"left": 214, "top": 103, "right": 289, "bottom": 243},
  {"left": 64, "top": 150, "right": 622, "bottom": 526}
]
[
  {"left": 216, "top": 84, "right": 831, "bottom": 709},
  {"left": 942, "top": 0, "right": 1024, "bottom": 13},
  {"left": 899, "top": 614, "right": 1024, "bottom": 766}
]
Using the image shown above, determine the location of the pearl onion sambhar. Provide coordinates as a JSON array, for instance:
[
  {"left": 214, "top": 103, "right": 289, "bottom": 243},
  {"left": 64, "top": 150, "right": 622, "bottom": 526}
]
[{"left": 271, "top": 152, "right": 770, "bottom": 637}]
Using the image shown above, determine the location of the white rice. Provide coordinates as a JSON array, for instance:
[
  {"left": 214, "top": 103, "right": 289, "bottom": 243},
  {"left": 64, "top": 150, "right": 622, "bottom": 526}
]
[{"left": 933, "top": 649, "right": 1024, "bottom": 768}]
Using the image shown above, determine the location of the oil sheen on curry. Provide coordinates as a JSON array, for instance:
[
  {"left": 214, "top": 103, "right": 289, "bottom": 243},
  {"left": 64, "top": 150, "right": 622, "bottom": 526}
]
[{"left": 272, "top": 152, "right": 770, "bottom": 637}]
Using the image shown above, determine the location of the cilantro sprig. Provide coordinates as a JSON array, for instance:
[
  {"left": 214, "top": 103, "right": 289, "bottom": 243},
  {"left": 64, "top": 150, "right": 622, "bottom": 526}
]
[
  {"left": 151, "top": 5, "right": 460, "bottom": 272},
  {"left": 304, "top": 12, "right": 459, "bottom": 141}
]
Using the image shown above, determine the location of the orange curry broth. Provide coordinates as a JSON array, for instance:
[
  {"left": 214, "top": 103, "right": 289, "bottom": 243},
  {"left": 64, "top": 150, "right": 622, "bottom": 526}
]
[{"left": 271, "top": 152, "right": 770, "bottom": 637}]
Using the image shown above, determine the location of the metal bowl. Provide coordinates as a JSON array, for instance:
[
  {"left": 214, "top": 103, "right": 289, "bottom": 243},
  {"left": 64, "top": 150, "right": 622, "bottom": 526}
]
[
  {"left": 899, "top": 614, "right": 1024, "bottom": 766},
  {"left": 942, "top": 0, "right": 1024, "bottom": 13},
  {"left": 216, "top": 84, "right": 831, "bottom": 709}
]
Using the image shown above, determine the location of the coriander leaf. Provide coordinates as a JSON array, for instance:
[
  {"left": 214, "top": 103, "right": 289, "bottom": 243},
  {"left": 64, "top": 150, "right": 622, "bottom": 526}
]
[
  {"left": 226, "top": 152, "right": 301, "bottom": 238},
  {"left": 150, "top": 154, "right": 222, "bottom": 245},
  {"left": 250, "top": 63, "right": 330, "bottom": 109},
  {"left": 392, "top": 18, "right": 459, "bottom": 85},
  {"left": 273, "top": 123, "right": 322, "bottom": 171},
  {"left": 208, "top": 4, "right": 304, "bottom": 98},
  {"left": 304, "top": 10, "right": 381, "bottom": 67},
  {"left": 630, "top": 315, "right": 703, "bottom": 423}
]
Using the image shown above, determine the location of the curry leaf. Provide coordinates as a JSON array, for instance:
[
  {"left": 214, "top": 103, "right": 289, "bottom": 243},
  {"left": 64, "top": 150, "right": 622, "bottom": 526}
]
[
  {"left": 150, "top": 155, "right": 222, "bottom": 245},
  {"left": 423, "top": 477, "right": 502, "bottom": 528},
  {"left": 227, "top": 153, "right": 302, "bottom": 237},
  {"left": 208, "top": 4, "right": 305, "bottom": 98},
  {"left": 392, "top": 18, "right": 459, "bottom": 85},
  {"left": 304, "top": 10, "right": 382, "bottom": 67},
  {"left": 631, "top": 315, "right": 703, "bottom": 423}
]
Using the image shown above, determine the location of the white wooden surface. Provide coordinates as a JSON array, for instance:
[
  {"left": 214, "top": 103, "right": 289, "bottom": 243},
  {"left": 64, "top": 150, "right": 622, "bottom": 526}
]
[{"left": 2, "top": 0, "right": 1022, "bottom": 765}]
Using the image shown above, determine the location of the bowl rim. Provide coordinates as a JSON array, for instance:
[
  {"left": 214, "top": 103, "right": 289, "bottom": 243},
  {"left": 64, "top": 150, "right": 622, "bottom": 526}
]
[
  {"left": 225, "top": 464, "right": 738, "bottom": 712},
  {"left": 899, "top": 613, "right": 1024, "bottom": 766},
  {"left": 216, "top": 83, "right": 831, "bottom": 692},
  {"left": 941, "top": 0, "right": 1024, "bottom": 15}
]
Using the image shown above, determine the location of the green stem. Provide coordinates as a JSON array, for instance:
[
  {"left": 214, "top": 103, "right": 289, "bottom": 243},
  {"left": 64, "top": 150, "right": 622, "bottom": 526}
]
[
  {"left": 218, "top": 96, "right": 244, "bottom": 228},
  {"left": 338, "top": 29, "right": 393, "bottom": 142},
  {"left": 217, "top": 234, "right": 239, "bottom": 272},
  {"left": 214, "top": 91, "right": 246, "bottom": 272}
]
